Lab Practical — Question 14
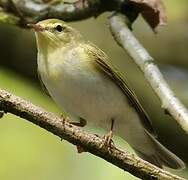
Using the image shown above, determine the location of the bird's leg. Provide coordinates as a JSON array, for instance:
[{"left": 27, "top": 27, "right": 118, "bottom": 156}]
[
  {"left": 70, "top": 117, "right": 87, "bottom": 127},
  {"left": 73, "top": 117, "right": 87, "bottom": 153},
  {"left": 60, "top": 115, "right": 87, "bottom": 152},
  {"left": 60, "top": 115, "right": 87, "bottom": 127},
  {"left": 100, "top": 119, "right": 115, "bottom": 149}
]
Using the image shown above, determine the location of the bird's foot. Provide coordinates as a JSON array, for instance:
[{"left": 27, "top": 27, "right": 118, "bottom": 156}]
[
  {"left": 60, "top": 116, "right": 87, "bottom": 153},
  {"left": 60, "top": 115, "right": 69, "bottom": 126},
  {"left": 100, "top": 130, "right": 114, "bottom": 150},
  {"left": 60, "top": 115, "right": 87, "bottom": 127},
  {"left": 70, "top": 117, "right": 87, "bottom": 127}
]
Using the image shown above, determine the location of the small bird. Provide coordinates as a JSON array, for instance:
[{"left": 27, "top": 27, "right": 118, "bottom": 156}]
[{"left": 31, "top": 19, "right": 185, "bottom": 169}]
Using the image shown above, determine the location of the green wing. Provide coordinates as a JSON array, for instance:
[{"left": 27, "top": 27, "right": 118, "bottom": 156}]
[{"left": 83, "top": 42, "right": 157, "bottom": 137}]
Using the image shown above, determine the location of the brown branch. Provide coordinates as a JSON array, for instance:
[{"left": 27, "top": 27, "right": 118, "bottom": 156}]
[
  {"left": 109, "top": 13, "right": 188, "bottom": 134},
  {"left": 0, "top": 88, "right": 185, "bottom": 180},
  {"left": 0, "top": 0, "right": 120, "bottom": 26}
]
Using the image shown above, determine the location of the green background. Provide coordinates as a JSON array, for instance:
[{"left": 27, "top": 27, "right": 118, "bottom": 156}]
[{"left": 0, "top": 1, "right": 188, "bottom": 179}]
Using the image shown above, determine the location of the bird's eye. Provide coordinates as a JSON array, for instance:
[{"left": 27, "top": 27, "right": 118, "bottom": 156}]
[{"left": 55, "top": 25, "right": 63, "bottom": 32}]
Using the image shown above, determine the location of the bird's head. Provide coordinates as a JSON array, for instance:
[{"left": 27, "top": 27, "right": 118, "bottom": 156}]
[{"left": 29, "top": 19, "right": 83, "bottom": 50}]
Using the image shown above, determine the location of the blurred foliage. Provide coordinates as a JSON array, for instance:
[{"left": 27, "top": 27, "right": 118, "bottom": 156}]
[
  {"left": 0, "top": 68, "right": 138, "bottom": 180},
  {"left": 0, "top": 1, "right": 188, "bottom": 179}
]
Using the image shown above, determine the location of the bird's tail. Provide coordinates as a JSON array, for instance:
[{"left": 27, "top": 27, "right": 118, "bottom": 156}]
[{"left": 135, "top": 131, "right": 185, "bottom": 169}]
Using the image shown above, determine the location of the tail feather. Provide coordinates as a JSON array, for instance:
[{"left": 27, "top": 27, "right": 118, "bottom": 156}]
[
  {"left": 135, "top": 131, "right": 185, "bottom": 169},
  {"left": 135, "top": 149, "right": 163, "bottom": 168}
]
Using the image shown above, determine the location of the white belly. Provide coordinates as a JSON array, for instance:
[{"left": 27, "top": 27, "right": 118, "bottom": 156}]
[
  {"left": 38, "top": 50, "right": 138, "bottom": 125},
  {"left": 37, "top": 47, "right": 152, "bottom": 153}
]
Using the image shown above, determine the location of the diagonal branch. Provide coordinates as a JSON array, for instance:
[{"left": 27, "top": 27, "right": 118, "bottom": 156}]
[
  {"left": 0, "top": 88, "right": 185, "bottom": 180},
  {"left": 109, "top": 13, "right": 188, "bottom": 134}
]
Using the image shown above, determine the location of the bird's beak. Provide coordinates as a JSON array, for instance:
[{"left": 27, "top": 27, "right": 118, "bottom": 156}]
[{"left": 27, "top": 24, "right": 44, "bottom": 32}]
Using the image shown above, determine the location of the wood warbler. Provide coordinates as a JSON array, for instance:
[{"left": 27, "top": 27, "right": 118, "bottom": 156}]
[{"left": 31, "top": 19, "right": 185, "bottom": 169}]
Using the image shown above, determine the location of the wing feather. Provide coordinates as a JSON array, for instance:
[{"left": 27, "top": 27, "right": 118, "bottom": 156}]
[{"left": 83, "top": 42, "right": 157, "bottom": 137}]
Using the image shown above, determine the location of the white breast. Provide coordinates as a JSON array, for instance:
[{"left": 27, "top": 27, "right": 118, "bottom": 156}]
[{"left": 37, "top": 45, "right": 150, "bottom": 152}]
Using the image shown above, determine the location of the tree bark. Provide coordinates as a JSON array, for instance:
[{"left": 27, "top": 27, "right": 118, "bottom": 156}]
[{"left": 0, "top": 88, "right": 185, "bottom": 180}]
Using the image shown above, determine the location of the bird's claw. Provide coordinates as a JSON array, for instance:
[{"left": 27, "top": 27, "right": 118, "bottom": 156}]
[
  {"left": 60, "top": 115, "right": 70, "bottom": 126},
  {"left": 60, "top": 115, "right": 87, "bottom": 127},
  {"left": 70, "top": 118, "right": 87, "bottom": 127},
  {"left": 100, "top": 130, "right": 114, "bottom": 150}
]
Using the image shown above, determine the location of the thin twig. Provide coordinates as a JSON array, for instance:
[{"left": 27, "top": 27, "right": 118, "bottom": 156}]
[
  {"left": 109, "top": 13, "right": 188, "bottom": 134},
  {"left": 0, "top": 88, "right": 185, "bottom": 180}
]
